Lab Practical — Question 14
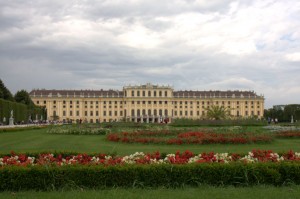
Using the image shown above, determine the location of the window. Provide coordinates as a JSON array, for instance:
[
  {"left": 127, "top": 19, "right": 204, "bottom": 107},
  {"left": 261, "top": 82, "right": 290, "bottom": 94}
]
[
  {"left": 137, "top": 91, "right": 140, "bottom": 96},
  {"left": 63, "top": 111, "right": 66, "bottom": 116},
  {"left": 109, "top": 111, "right": 112, "bottom": 116},
  {"left": 115, "top": 111, "right": 117, "bottom": 116},
  {"left": 197, "top": 111, "right": 199, "bottom": 116},
  {"left": 185, "top": 101, "right": 188, "bottom": 105},
  {"left": 44, "top": 101, "right": 46, "bottom": 104},
  {"left": 103, "top": 111, "right": 106, "bottom": 116},
  {"left": 159, "top": 91, "right": 162, "bottom": 97},
  {"left": 131, "top": 109, "right": 135, "bottom": 116},
  {"left": 148, "top": 109, "right": 151, "bottom": 115},
  {"left": 85, "top": 111, "right": 88, "bottom": 116},
  {"left": 164, "top": 109, "right": 168, "bottom": 116},
  {"left": 70, "top": 111, "right": 73, "bottom": 116},
  {"left": 185, "top": 111, "right": 188, "bottom": 116},
  {"left": 175, "top": 111, "right": 177, "bottom": 116},
  {"left": 53, "top": 100, "right": 56, "bottom": 104},
  {"left": 77, "top": 101, "right": 79, "bottom": 104},
  {"left": 159, "top": 109, "right": 162, "bottom": 116},
  {"left": 132, "top": 90, "right": 134, "bottom": 97},
  {"left": 257, "top": 111, "right": 260, "bottom": 116},
  {"left": 90, "top": 111, "right": 93, "bottom": 116},
  {"left": 115, "top": 101, "right": 117, "bottom": 105},
  {"left": 154, "top": 91, "right": 156, "bottom": 97},
  {"left": 63, "top": 101, "right": 66, "bottom": 104},
  {"left": 148, "top": 101, "right": 151, "bottom": 104},
  {"left": 96, "top": 111, "right": 99, "bottom": 116},
  {"left": 70, "top": 101, "right": 73, "bottom": 104},
  {"left": 237, "top": 111, "right": 240, "bottom": 116},
  {"left": 143, "top": 91, "right": 145, "bottom": 96},
  {"left": 76, "top": 111, "right": 79, "bottom": 116},
  {"left": 165, "top": 91, "right": 168, "bottom": 97},
  {"left": 159, "top": 101, "right": 162, "bottom": 105},
  {"left": 132, "top": 101, "right": 134, "bottom": 105},
  {"left": 190, "top": 111, "right": 193, "bottom": 116},
  {"left": 120, "top": 111, "right": 123, "bottom": 116},
  {"left": 148, "top": 91, "right": 151, "bottom": 97},
  {"left": 245, "top": 111, "right": 248, "bottom": 116},
  {"left": 165, "top": 101, "right": 168, "bottom": 105},
  {"left": 180, "top": 111, "right": 182, "bottom": 116}
]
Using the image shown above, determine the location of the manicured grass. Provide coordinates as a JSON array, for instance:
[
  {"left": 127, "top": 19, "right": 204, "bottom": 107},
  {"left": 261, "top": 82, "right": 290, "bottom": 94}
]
[
  {"left": 1, "top": 186, "right": 300, "bottom": 199},
  {"left": 1, "top": 127, "right": 300, "bottom": 155}
]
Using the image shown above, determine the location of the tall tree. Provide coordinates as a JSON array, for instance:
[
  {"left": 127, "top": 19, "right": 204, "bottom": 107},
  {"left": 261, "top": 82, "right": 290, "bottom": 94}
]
[
  {"left": 0, "top": 79, "right": 14, "bottom": 102},
  {"left": 14, "top": 90, "right": 34, "bottom": 106}
]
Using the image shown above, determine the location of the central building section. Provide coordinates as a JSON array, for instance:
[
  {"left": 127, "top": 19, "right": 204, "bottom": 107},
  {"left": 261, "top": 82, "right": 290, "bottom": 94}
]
[{"left": 123, "top": 83, "right": 173, "bottom": 123}]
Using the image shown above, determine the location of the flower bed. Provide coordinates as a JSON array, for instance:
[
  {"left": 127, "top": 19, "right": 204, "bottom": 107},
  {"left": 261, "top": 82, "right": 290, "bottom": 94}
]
[
  {"left": 276, "top": 131, "right": 300, "bottom": 138},
  {"left": 1, "top": 150, "right": 300, "bottom": 167},
  {"left": 1, "top": 150, "right": 300, "bottom": 191},
  {"left": 47, "top": 125, "right": 110, "bottom": 135},
  {"left": 107, "top": 131, "right": 272, "bottom": 144}
]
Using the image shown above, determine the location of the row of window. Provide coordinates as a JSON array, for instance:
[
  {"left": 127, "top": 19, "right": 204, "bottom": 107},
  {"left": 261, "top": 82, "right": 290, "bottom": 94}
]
[
  {"left": 38, "top": 100, "right": 260, "bottom": 106},
  {"left": 59, "top": 109, "right": 261, "bottom": 117},
  {"left": 126, "top": 90, "right": 169, "bottom": 97}
]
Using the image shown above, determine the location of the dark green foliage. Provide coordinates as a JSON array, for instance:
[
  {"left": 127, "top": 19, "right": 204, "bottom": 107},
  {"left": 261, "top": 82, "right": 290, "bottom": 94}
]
[
  {"left": 0, "top": 79, "right": 14, "bottom": 102},
  {"left": 265, "top": 104, "right": 300, "bottom": 122},
  {"left": 14, "top": 90, "right": 34, "bottom": 106},
  {"left": 0, "top": 98, "right": 44, "bottom": 124},
  {"left": 1, "top": 163, "right": 300, "bottom": 191},
  {"left": 171, "top": 118, "right": 267, "bottom": 127}
]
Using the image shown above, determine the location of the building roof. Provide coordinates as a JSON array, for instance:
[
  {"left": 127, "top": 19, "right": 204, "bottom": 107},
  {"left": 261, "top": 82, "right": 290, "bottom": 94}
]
[
  {"left": 29, "top": 89, "right": 123, "bottom": 98},
  {"left": 30, "top": 88, "right": 263, "bottom": 99}
]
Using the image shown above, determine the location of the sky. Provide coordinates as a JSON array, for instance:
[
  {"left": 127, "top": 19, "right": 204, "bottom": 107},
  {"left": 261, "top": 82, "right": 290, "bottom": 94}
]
[{"left": 0, "top": 0, "right": 300, "bottom": 108}]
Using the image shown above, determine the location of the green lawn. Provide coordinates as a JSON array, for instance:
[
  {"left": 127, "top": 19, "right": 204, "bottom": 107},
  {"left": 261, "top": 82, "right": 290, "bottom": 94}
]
[
  {"left": 0, "top": 127, "right": 300, "bottom": 155},
  {"left": 1, "top": 186, "right": 300, "bottom": 199},
  {"left": 1, "top": 126, "right": 300, "bottom": 198}
]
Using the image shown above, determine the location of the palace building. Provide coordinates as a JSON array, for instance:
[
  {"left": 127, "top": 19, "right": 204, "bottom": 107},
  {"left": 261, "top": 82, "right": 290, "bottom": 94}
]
[{"left": 29, "top": 83, "right": 264, "bottom": 123}]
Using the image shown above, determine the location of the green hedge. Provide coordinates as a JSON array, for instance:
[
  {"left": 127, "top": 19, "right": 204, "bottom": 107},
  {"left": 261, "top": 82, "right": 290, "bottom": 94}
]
[
  {"left": 171, "top": 118, "right": 267, "bottom": 127},
  {"left": 0, "top": 99, "right": 44, "bottom": 124},
  {"left": 1, "top": 163, "right": 300, "bottom": 191}
]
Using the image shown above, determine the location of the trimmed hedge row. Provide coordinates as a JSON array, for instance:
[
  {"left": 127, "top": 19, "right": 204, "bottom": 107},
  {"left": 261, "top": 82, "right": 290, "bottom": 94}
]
[
  {"left": 1, "top": 163, "right": 300, "bottom": 191},
  {"left": 0, "top": 99, "right": 44, "bottom": 124},
  {"left": 171, "top": 118, "right": 267, "bottom": 127}
]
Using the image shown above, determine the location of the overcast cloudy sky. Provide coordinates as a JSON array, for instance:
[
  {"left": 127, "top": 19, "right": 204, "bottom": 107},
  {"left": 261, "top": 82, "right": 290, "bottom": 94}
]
[{"left": 0, "top": 0, "right": 299, "bottom": 108}]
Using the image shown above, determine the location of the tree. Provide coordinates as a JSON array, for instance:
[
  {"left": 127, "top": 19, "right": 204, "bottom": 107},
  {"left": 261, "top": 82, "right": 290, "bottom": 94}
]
[
  {"left": 14, "top": 90, "right": 34, "bottom": 106},
  {"left": 205, "top": 105, "right": 231, "bottom": 120},
  {"left": 0, "top": 79, "right": 14, "bottom": 102}
]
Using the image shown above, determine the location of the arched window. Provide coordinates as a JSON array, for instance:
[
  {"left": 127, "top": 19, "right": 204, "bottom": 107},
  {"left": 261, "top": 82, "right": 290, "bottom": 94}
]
[
  {"left": 154, "top": 109, "right": 157, "bottom": 116},
  {"left": 164, "top": 109, "right": 168, "bottom": 116},
  {"left": 131, "top": 109, "right": 135, "bottom": 116},
  {"left": 148, "top": 109, "right": 151, "bottom": 116},
  {"left": 142, "top": 109, "right": 146, "bottom": 116},
  {"left": 159, "top": 109, "right": 162, "bottom": 116},
  {"left": 137, "top": 109, "right": 141, "bottom": 116}
]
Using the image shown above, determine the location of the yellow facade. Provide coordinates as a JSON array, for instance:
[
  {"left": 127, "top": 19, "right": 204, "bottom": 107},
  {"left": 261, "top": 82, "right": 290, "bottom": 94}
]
[{"left": 29, "top": 83, "right": 264, "bottom": 123}]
